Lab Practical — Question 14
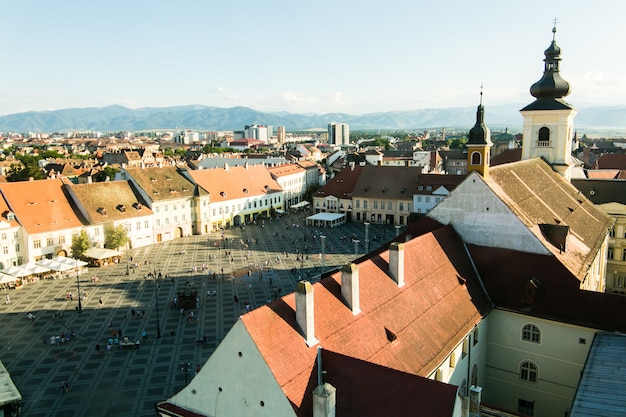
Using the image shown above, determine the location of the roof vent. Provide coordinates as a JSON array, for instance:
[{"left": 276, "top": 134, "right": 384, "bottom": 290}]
[
  {"left": 132, "top": 202, "right": 142, "bottom": 210},
  {"left": 116, "top": 204, "right": 127, "bottom": 212},
  {"left": 539, "top": 223, "right": 569, "bottom": 252},
  {"left": 220, "top": 191, "right": 227, "bottom": 198},
  {"left": 384, "top": 327, "right": 397, "bottom": 343},
  {"left": 97, "top": 207, "right": 107, "bottom": 215}
]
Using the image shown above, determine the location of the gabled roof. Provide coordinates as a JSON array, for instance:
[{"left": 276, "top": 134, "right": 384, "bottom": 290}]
[
  {"left": 0, "top": 178, "right": 84, "bottom": 233},
  {"left": 314, "top": 164, "right": 363, "bottom": 199},
  {"left": 571, "top": 178, "right": 626, "bottom": 205},
  {"left": 490, "top": 148, "right": 522, "bottom": 167},
  {"left": 585, "top": 169, "right": 620, "bottom": 179},
  {"left": 67, "top": 180, "right": 153, "bottom": 223},
  {"left": 597, "top": 153, "right": 626, "bottom": 170},
  {"left": 124, "top": 166, "right": 196, "bottom": 202},
  {"left": 351, "top": 166, "right": 423, "bottom": 200},
  {"left": 470, "top": 244, "right": 626, "bottom": 333},
  {"left": 415, "top": 174, "right": 466, "bottom": 195},
  {"left": 488, "top": 158, "right": 614, "bottom": 279},
  {"left": 267, "top": 164, "right": 306, "bottom": 178},
  {"left": 188, "top": 165, "right": 283, "bottom": 201},
  {"left": 241, "top": 225, "right": 491, "bottom": 415},
  {"left": 296, "top": 349, "right": 458, "bottom": 417}
]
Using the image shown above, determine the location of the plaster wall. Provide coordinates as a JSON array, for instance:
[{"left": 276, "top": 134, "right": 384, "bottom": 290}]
[
  {"left": 427, "top": 174, "right": 550, "bottom": 254},
  {"left": 163, "top": 320, "right": 297, "bottom": 417},
  {"left": 484, "top": 309, "right": 594, "bottom": 417}
]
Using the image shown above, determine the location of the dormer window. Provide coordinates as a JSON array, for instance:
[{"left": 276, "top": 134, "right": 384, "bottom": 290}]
[
  {"left": 150, "top": 178, "right": 157, "bottom": 182},
  {"left": 165, "top": 176, "right": 172, "bottom": 181},
  {"left": 220, "top": 191, "right": 227, "bottom": 198},
  {"left": 132, "top": 202, "right": 142, "bottom": 210},
  {"left": 116, "top": 204, "right": 127, "bottom": 212},
  {"left": 418, "top": 186, "right": 423, "bottom": 191},
  {"left": 97, "top": 207, "right": 107, "bottom": 215},
  {"left": 243, "top": 188, "right": 249, "bottom": 194}
]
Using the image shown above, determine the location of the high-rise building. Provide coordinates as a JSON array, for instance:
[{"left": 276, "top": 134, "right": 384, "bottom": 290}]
[
  {"left": 328, "top": 122, "right": 350, "bottom": 146},
  {"left": 277, "top": 126, "right": 286, "bottom": 145},
  {"left": 244, "top": 124, "right": 272, "bottom": 144}
]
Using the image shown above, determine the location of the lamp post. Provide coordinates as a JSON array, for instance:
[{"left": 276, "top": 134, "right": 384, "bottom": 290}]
[
  {"left": 353, "top": 239, "right": 359, "bottom": 255},
  {"left": 181, "top": 361, "right": 191, "bottom": 385},
  {"left": 153, "top": 268, "right": 162, "bottom": 339},
  {"left": 395, "top": 224, "right": 401, "bottom": 237},
  {"left": 364, "top": 221, "right": 370, "bottom": 253},
  {"left": 320, "top": 235, "right": 326, "bottom": 276},
  {"left": 75, "top": 258, "right": 83, "bottom": 313}
]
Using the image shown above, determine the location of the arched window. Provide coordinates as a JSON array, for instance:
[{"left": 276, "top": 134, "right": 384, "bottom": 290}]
[
  {"left": 471, "top": 151, "right": 481, "bottom": 165},
  {"left": 538, "top": 127, "right": 550, "bottom": 147},
  {"left": 522, "top": 324, "right": 541, "bottom": 344},
  {"left": 520, "top": 361, "right": 538, "bottom": 382}
]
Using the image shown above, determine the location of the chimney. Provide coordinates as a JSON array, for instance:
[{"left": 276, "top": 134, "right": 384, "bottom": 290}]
[
  {"left": 224, "top": 163, "right": 229, "bottom": 171},
  {"left": 296, "top": 281, "right": 318, "bottom": 346},
  {"left": 389, "top": 242, "right": 405, "bottom": 287},
  {"left": 87, "top": 176, "right": 92, "bottom": 184},
  {"left": 313, "top": 347, "right": 336, "bottom": 417},
  {"left": 341, "top": 263, "right": 360, "bottom": 315}
]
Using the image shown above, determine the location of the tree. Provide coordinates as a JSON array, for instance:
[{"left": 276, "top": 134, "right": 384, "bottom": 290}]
[
  {"left": 93, "top": 166, "right": 120, "bottom": 182},
  {"left": 104, "top": 224, "right": 129, "bottom": 250},
  {"left": 448, "top": 137, "right": 468, "bottom": 150},
  {"left": 6, "top": 156, "right": 46, "bottom": 182},
  {"left": 71, "top": 230, "right": 91, "bottom": 258}
]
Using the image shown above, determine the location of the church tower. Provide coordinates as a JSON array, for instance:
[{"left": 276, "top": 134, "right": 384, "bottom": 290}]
[
  {"left": 520, "top": 24, "right": 577, "bottom": 181},
  {"left": 466, "top": 88, "right": 492, "bottom": 179}
]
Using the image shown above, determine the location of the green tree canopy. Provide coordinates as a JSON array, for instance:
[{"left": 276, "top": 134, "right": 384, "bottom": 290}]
[
  {"left": 93, "top": 166, "right": 120, "bottom": 182},
  {"left": 6, "top": 156, "right": 45, "bottom": 182},
  {"left": 71, "top": 230, "right": 91, "bottom": 258},
  {"left": 104, "top": 224, "right": 129, "bottom": 250}
]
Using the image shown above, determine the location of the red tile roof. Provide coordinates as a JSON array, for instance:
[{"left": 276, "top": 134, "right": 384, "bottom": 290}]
[
  {"left": 469, "top": 244, "right": 626, "bottom": 333},
  {"left": 314, "top": 164, "right": 364, "bottom": 199},
  {"left": 189, "top": 165, "right": 283, "bottom": 201},
  {"left": 0, "top": 178, "right": 84, "bottom": 233},
  {"left": 241, "top": 225, "right": 491, "bottom": 416}
]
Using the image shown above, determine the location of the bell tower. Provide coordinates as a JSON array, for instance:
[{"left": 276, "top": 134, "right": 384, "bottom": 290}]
[
  {"left": 466, "top": 87, "right": 492, "bottom": 179},
  {"left": 520, "top": 23, "right": 577, "bottom": 181}
]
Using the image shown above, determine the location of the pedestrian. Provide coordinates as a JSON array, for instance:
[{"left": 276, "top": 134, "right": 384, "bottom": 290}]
[
  {"left": 118, "top": 329, "right": 122, "bottom": 339},
  {"left": 195, "top": 364, "right": 201, "bottom": 375},
  {"left": 5, "top": 294, "right": 9, "bottom": 304},
  {"left": 142, "top": 330, "right": 147, "bottom": 340},
  {"left": 60, "top": 380, "right": 66, "bottom": 394},
  {"left": 99, "top": 297, "right": 103, "bottom": 307},
  {"left": 64, "top": 381, "right": 71, "bottom": 393},
  {"left": 131, "top": 308, "right": 136, "bottom": 318}
]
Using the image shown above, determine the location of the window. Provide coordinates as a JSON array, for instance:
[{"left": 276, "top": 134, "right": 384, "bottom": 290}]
[
  {"left": 462, "top": 339, "right": 469, "bottom": 359},
  {"left": 471, "top": 151, "right": 481, "bottom": 165},
  {"left": 609, "top": 228, "right": 615, "bottom": 237},
  {"left": 417, "top": 196, "right": 422, "bottom": 203},
  {"left": 46, "top": 237, "right": 54, "bottom": 247},
  {"left": 145, "top": 220, "right": 149, "bottom": 229},
  {"left": 399, "top": 202, "right": 404, "bottom": 211},
  {"left": 34, "top": 240, "right": 41, "bottom": 249},
  {"left": 520, "top": 361, "right": 538, "bottom": 382},
  {"left": 623, "top": 250, "right": 626, "bottom": 262},
  {"left": 2, "top": 246, "right": 7, "bottom": 255},
  {"left": 355, "top": 200, "right": 360, "bottom": 209},
  {"left": 608, "top": 247, "right": 614, "bottom": 259},
  {"left": 363, "top": 201, "right": 368, "bottom": 209},
  {"left": 449, "top": 352, "right": 457, "bottom": 368},
  {"left": 136, "top": 221, "right": 141, "bottom": 230},
  {"left": 425, "top": 197, "right": 431, "bottom": 203},
  {"left": 59, "top": 236, "right": 65, "bottom": 244},
  {"left": 435, "top": 369, "right": 443, "bottom": 382},
  {"left": 458, "top": 379, "right": 468, "bottom": 396},
  {"left": 156, "top": 219, "right": 161, "bottom": 227},
  {"left": 387, "top": 202, "right": 392, "bottom": 210},
  {"left": 373, "top": 201, "right": 378, "bottom": 209},
  {"left": 538, "top": 127, "right": 550, "bottom": 147},
  {"left": 1, "top": 233, "right": 5, "bottom": 241},
  {"left": 14, "top": 243, "right": 19, "bottom": 252},
  {"left": 473, "top": 327, "right": 479, "bottom": 346},
  {"left": 155, "top": 206, "right": 160, "bottom": 213},
  {"left": 518, "top": 399, "right": 534, "bottom": 416},
  {"left": 522, "top": 324, "right": 541, "bottom": 344}
]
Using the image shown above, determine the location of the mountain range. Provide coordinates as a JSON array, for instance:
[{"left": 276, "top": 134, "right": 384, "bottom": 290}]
[{"left": 1, "top": 103, "right": 626, "bottom": 134}]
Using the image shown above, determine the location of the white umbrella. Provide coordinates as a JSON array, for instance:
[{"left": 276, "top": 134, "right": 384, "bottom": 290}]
[
  {"left": 0, "top": 273, "right": 18, "bottom": 284},
  {"left": 2, "top": 265, "right": 30, "bottom": 278}
]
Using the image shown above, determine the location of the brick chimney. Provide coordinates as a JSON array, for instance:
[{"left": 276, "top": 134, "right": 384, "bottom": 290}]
[
  {"left": 341, "top": 263, "right": 361, "bottom": 315},
  {"left": 296, "top": 281, "right": 318, "bottom": 346},
  {"left": 389, "top": 242, "right": 405, "bottom": 287}
]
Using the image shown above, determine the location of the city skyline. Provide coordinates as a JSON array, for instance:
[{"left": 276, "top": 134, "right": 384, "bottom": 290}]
[{"left": 2, "top": 1, "right": 626, "bottom": 117}]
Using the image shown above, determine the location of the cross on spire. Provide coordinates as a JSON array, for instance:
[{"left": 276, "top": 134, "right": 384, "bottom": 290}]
[{"left": 552, "top": 17, "right": 559, "bottom": 40}]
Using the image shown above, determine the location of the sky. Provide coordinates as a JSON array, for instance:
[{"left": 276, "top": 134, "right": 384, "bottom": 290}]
[{"left": 1, "top": 0, "right": 625, "bottom": 117}]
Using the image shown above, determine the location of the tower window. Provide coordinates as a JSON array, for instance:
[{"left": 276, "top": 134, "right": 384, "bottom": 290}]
[
  {"left": 538, "top": 127, "right": 551, "bottom": 147},
  {"left": 471, "top": 151, "right": 482, "bottom": 165}
]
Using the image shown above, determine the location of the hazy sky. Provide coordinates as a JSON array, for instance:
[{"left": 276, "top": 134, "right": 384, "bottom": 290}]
[{"left": 1, "top": 1, "right": 625, "bottom": 116}]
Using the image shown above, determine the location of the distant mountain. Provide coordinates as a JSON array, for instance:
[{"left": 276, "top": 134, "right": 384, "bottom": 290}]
[{"left": 1, "top": 103, "right": 626, "bottom": 133}]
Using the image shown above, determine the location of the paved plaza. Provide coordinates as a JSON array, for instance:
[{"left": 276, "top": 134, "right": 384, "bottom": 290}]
[{"left": 0, "top": 212, "right": 401, "bottom": 417}]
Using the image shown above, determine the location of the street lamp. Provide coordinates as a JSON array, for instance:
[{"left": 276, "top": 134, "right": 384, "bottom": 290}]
[
  {"left": 181, "top": 361, "right": 191, "bottom": 385},
  {"left": 75, "top": 258, "right": 83, "bottom": 313},
  {"left": 353, "top": 239, "right": 359, "bottom": 255},
  {"left": 364, "top": 221, "right": 370, "bottom": 253},
  {"left": 153, "top": 268, "right": 162, "bottom": 339},
  {"left": 320, "top": 235, "right": 326, "bottom": 276}
]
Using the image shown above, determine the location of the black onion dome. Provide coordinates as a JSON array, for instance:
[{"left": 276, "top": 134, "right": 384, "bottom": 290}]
[
  {"left": 530, "top": 27, "right": 571, "bottom": 99},
  {"left": 467, "top": 101, "right": 492, "bottom": 146}
]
